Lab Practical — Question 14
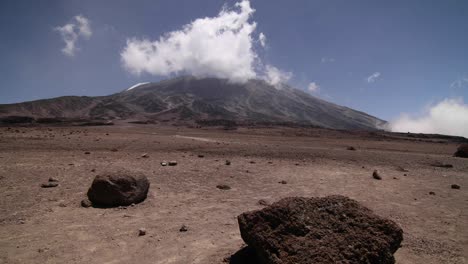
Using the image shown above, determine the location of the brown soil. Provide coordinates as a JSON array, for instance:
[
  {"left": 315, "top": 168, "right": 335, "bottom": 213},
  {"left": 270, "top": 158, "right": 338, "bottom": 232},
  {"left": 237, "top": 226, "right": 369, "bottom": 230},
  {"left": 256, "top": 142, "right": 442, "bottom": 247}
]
[{"left": 0, "top": 123, "right": 467, "bottom": 264}]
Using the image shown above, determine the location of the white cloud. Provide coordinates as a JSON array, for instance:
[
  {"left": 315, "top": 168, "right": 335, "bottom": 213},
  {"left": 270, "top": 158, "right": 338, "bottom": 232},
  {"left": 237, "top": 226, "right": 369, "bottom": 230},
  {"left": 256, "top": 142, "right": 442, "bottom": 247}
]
[
  {"left": 258, "top": 32, "right": 266, "bottom": 47},
  {"left": 121, "top": 0, "right": 290, "bottom": 85},
  {"left": 308, "top": 82, "right": 320, "bottom": 93},
  {"left": 366, "top": 72, "right": 381, "bottom": 83},
  {"left": 390, "top": 98, "right": 468, "bottom": 137},
  {"left": 55, "top": 15, "right": 92, "bottom": 56},
  {"left": 450, "top": 76, "right": 468, "bottom": 90},
  {"left": 264, "top": 65, "right": 292, "bottom": 87},
  {"left": 321, "top": 57, "right": 335, "bottom": 63}
]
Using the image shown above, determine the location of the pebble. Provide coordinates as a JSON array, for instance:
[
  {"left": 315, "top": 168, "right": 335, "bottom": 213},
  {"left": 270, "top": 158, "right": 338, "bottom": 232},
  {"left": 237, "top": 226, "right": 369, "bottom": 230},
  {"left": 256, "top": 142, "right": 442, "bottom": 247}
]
[{"left": 138, "top": 228, "right": 146, "bottom": 236}]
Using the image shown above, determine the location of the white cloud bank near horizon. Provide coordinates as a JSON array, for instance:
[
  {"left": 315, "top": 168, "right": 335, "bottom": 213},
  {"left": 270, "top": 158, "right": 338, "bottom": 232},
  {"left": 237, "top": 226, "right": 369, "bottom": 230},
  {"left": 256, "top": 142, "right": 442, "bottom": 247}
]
[
  {"left": 390, "top": 98, "right": 468, "bottom": 138},
  {"left": 120, "top": 0, "right": 289, "bottom": 86},
  {"left": 55, "top": 15, "right": 92, "bottom": 57}
]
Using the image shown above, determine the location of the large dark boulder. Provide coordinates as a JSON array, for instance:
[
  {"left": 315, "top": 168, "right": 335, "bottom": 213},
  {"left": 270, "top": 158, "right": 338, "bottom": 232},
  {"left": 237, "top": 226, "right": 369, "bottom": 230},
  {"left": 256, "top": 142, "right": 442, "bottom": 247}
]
[
  {"left": 454, "top": 144, "right": 468, "bottom": 158},
  {"left": 237, "top": 195, "right": 403, "bottom": 264},
  {"left": 87, "top": 172, "right": 150, "bottom": 207}
]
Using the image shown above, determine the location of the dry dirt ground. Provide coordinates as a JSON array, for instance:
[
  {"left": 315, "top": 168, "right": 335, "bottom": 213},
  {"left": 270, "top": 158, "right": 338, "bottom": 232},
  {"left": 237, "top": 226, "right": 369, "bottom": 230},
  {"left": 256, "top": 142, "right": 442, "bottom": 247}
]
[{"left": 0, "top": 124, "right": 467, "bottom": 264}]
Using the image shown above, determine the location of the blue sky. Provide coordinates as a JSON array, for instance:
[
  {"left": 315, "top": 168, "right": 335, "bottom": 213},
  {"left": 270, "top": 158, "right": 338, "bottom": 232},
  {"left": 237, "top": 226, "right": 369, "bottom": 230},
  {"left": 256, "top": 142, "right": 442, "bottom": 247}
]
[{"left": 1, "top": 0, "right": 467, "bottom": 134}]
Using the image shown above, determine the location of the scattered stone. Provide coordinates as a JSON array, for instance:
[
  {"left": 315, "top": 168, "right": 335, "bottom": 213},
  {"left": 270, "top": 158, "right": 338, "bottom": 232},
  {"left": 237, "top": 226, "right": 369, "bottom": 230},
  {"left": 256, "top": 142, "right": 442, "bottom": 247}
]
[
  {"left": 451, "top": 184, "right": 461, "bottom": 190},
  {"left": 346, "top": 146, "right": 356, "bottom": 151},
  {"left": 249, "top": 161, "right": 256, "bottom": 164},
  {"left": 396, "top": 166, "right": 409, "bottom": 172},
  {"left": 138, "top": 228, "right": 146, "bottom": 236},
  {"left": 198, "top": 154, "right": 205, "bottom": 158},
  {"left": 257, "top": 199, "right": 269, "bottom": 206},
  {"left": 111, "top": 148, "right": 118, "bottom": 152},
  {"left": 403, "top": 174, "right": 407, "bottom": 176},
  {"left": 237, "top": 195, "right": 403, "bottom": 264},
  {"left": 372, "top": 170, "right": 382, "bottom": 180},
  {"left": 41, "top": 182, "right": 58, "bottom": 188},
  {"left": 430, "top": 162, "right": 453, "bottom": 168},
  {"left": 84, "top": 151, "right": 91, "bottom": 155},
  {"left": 179, "top": 225, "right": 188, "bottom": 232},
  {"left": 225, "top": 160, "right": 231, "bottom": 165},
  {"left": 168, "top": 161, "right": 178, "bottom": 166},
  {"left": 48, "top": 177, "right": 59, "bottom": 182},
  {"left": 393, "top": 177, "right": 398, "bottom": 180},
  {"left": 58, "top": 202, "right": 67, "bottom": 207},
  {"left": 454, "top": 144, "right": 468, "bottom": 158},
  {"left": 81, "top": 199, "right": 92, "bottom": 208},
  {"left": 429, "top": 191, "right": 436, "bottom": 195},
  {"left": 160, "top": 162, "right": 168, "bottom": 166},
  {"left": 91, "top": 169, "right": 96, "bottom": 172},
  {"left": 141, "top": 153, "right": 149, "bottom": 158},
  {"left": 87, "top": 171, "right": 150, "bottom": 207},
  {"left": 216, "top": 184, "right": 231, "bottom": 190},
  {"left": 278, "top": 180, "right": 287, "bottom": 184}
]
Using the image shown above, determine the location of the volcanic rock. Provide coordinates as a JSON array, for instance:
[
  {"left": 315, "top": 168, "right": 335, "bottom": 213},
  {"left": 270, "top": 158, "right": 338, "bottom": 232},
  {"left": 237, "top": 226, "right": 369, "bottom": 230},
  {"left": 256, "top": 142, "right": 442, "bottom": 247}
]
[
  {"left": 216, "top": 184, "right": 231, "bottom": 190},
  {"left": 168, "top": 161, "right": 178, "bottom": 166},
  {"left": 81, "top": 199, "right": 92, "bottom": 208},
  {"left": 138, "top": 228, "right": 146, "bottom": 236},
  {"left": 372, "top": 170, "right": 382, "bottom": 180},
  {"left": 41, "top": 182, "right": 58, "bottom": 188},
  {"left": 237, "top": 195, "right": 403, "bottom": 264},
  {"left": 451, "top": 184, "right": 461, "bottom": 190},
  {"left": 87, "top": 171, "right": 150, "bottom": 207},
  {"left": 454, "top": 144, "right": 468, "bottom": 158}
]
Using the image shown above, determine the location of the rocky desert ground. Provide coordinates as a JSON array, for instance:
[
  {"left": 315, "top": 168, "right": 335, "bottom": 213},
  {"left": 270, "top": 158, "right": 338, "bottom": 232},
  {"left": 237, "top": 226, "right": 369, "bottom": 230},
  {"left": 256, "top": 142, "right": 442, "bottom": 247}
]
[{"left": 0, "top": 123, "right": 467, "bottom": 264}]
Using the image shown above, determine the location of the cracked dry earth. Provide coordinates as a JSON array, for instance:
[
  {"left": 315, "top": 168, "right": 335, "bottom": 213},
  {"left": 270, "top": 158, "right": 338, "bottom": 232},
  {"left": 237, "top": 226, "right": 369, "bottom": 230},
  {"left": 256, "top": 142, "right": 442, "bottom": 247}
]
[{"left": 0, "top": 124, "right": 467, "bottom": 264}]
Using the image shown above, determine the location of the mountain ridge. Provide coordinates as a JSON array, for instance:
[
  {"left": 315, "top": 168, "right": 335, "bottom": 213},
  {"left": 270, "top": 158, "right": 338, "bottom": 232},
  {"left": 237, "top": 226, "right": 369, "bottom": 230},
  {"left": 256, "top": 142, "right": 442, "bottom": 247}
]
[{"left": 0, "top": 76, "right": 386, "bottom": 130}]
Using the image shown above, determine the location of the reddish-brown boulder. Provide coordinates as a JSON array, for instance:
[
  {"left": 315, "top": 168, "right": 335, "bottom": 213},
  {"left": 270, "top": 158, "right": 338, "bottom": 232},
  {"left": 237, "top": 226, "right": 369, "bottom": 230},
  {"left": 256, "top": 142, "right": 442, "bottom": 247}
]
[{"left": 237, "top": 195, "right": 403, "bottom": 264}]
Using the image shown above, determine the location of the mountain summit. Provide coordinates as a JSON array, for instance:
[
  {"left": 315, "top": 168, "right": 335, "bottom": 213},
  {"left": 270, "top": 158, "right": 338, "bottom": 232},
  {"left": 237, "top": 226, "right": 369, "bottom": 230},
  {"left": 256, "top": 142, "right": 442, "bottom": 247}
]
[{"left": 0, "top": 76, "right": 385, "bottom": 130}]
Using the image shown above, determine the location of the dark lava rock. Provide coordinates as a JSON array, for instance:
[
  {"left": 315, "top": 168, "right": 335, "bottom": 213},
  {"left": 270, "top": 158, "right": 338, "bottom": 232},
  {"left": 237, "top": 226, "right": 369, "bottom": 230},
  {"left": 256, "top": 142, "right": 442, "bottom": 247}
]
[
  {"left": 347, "top": 146, "right": 356, "bottom": 151},
  {"left": 454, "top": 144, "right": 468, "bottom": 158},
  {"left": 87, "top": 172, "right": 150, "bottom": 207},
  {"left": 278, "top": 180, "right": 287, "bottom": 184},
  {"left": 225, "top": 160, "right": 231, "bottom": 165},
  {"left": 237, "top": 195, "right": 403, "bottom": 264},
  {"left": 216, "top": 184, "right": 231, "bottom": 190},
  {"left": 429, "top": 191, "right": 436, "bottom": 195},
  {"left": 451, "top": 184, "right": 461, "bottom": 190},
  {"left": 198, "top": 154, "right": 205, "bottom": 158},
  {"left": 41, "top": 182, "right": 59, "bottom": 188},
  {"left": 48, "top": 177, "right": 59, "bottom": 182},
  {"left": 138, "top": 228, "right": 146, "bottom": 236},
  {"left": 372, "top": 170, "right": 382, "bottom": 180},
  {"left": 168, "top": 161, "right": 178, "bottom": 166},
  {"left": 179, "top": 225, "right": 189, "bottom": 232},
  {"left": 84, "top": 151, "right": 91, "bottom": 155},
  {"left": 257, "top": 199, "right": 269, "bottom": 206}
]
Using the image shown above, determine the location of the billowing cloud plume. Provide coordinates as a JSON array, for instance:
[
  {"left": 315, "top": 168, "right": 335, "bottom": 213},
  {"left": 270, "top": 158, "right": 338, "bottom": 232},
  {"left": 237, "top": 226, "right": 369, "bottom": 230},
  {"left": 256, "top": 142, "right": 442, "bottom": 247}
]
[
  {"left": 55, "top": 15, "right": 92, "bottom": 56},
  {"left": 390, "top": 98, "right": 468, "bottom": 137},
  {"left": 366, "top": 72, "right": 381, "bottom": 83},
  {"left": 308, "top": 82, "right": 320, "bottom": 93},
  {"left": 121, "top": 0, "right": 289, "bottom": 85}
]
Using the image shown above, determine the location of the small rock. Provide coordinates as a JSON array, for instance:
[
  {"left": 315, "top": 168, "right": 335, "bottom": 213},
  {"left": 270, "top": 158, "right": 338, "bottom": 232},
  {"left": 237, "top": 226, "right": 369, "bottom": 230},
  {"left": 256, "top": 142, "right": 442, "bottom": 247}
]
[
  {"left": 430, "top": 162, "right": 453, "bottom": 168},
  {"left": 91, "top": 169, "right": 96, "bottom": 172},
  {"left": 111, "top": 148, "right": 118, "bottom": 152},
  {"left": 18, "top": 220, "right": 26, "bottom": 224},
  {"left": 258, "top": 199, "right": 269, "bottom": 206},
  {"left": 216, "top": 184, "right": 231, "bottom": 190},
  {"left": 84, "top": 151, "right": 91, "bottom": 155},
  {"left": 372, "top": 170, "right": 382, "bottom": 180},
  {"left": 429, "top": 191, "right": 436, "bottom": 195},
  {"left": 403, "top": 174, "right": 407, "bottom": 176},
  {"left": 160, "top": 162, "right": 168, "bottom": 166},
  {"left": 168, "top": 161, "right": 178, "bottom": 166},
  {"left": 48, "top": 177, "right": 59, "bottom": 182},
  {"left": 198, "top": 154, "right": 204, "bottom": 158},
  {"left": 347, "top": 146, "right": 356, "bottom": 151},
  {"left": 454, "top": 144, "right": 468, "bottom": 158},
  {"left": 179, "top": 225, "right": 188, "bottom": 232},
  {"left": 225, "top": 160, "right": 231, "bottom": 165},
  {"left": 279, "top": 180, "right": 287, "bottom": 184},
  {"left": 393, "top": 177, "right": 398, "bottom": 180},
  {"left": 81, "top": 199, "right": 92, "bottom": 208},
  {"left": 138, "top": 228, "right": 146, "bottom": 236},
  {"left": 141, "top": 153, "right": 149, "bottom": 158},
  {"left": 451, "top": 184, "right": 461, "bottom": 190},
  {"left": 41, "top": 182, "right": 59, "bottom": 188},
  {"left": 249, "top": 161, "right": 256, "bottom": 164}
]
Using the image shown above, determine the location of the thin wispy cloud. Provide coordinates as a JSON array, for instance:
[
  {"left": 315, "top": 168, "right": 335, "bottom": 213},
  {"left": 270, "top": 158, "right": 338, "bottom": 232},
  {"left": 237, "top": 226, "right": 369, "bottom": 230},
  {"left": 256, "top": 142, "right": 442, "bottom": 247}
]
[
  {"left": 450, "top": 76, "right": 468, "bottom": 90},
  {"left": 321, "top": 57, "right": 335, "bottom": 63},
  {"left": 308, "top": 82, "right": 319, "bottom": 93},
  {"left": 390, "top": 98, "right": 468, "bottom": 137},
  {"left": 258, "top": 32, "right": 267, "bottom": 48},
  {"left": 54, "top": 15, "right": 92, "bottom": 57},
  {"left": 366, "top": 72, "right": 381, "bottom": 83},
  {"left": 121, "top": 0, "right": 289, "bottom": 86}
]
